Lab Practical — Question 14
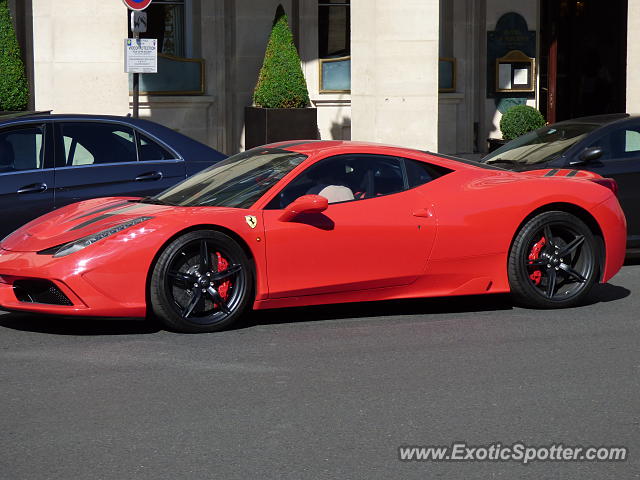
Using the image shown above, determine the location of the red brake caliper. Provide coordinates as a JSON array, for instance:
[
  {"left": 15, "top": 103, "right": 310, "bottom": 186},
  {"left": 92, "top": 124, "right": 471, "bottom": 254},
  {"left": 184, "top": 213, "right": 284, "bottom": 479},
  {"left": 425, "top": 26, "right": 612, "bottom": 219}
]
[
  {"left": 215, "top": 252, "right": 231, "bottom": 301},
  {"left": 528, "top": 237, "right": 546, "bottom": 285}
]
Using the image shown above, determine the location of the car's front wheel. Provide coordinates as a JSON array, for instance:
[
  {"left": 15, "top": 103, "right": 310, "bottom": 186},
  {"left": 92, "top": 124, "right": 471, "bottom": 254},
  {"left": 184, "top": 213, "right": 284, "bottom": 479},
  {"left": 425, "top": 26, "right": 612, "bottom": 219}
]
[
  {"left": 508, "top": 211, "right": 599, "bottom": 308},
  {"left": 149, "top": 230, "right": 253, "bottom": 333}
]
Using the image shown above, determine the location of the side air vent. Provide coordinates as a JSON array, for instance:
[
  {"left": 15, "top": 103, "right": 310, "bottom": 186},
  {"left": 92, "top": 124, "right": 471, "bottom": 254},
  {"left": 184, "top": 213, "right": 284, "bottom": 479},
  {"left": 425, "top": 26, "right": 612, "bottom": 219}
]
[{"left": 13, "top": 279, "right": 73, "bottom": 306}]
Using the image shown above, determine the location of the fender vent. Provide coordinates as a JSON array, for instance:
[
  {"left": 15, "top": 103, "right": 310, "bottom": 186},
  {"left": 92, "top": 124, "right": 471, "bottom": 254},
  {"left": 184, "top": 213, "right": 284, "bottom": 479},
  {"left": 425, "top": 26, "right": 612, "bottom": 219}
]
[{"left": 13, "top": 280, "right": 73, "bottom": 306}]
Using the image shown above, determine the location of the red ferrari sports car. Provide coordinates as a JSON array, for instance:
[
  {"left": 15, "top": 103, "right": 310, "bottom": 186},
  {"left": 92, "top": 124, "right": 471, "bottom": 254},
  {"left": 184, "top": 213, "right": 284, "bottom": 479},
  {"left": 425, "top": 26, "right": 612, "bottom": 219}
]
[{"left": 0, "top": 140, "right": 627, "bottom": 332}]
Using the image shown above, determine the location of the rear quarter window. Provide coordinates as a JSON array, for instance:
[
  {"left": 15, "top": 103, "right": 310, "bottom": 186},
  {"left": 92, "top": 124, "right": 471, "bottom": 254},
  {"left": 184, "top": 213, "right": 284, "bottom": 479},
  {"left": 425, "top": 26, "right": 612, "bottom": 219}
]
[{"left": 404, "top": 158, "right": 452, "bottom": 188}]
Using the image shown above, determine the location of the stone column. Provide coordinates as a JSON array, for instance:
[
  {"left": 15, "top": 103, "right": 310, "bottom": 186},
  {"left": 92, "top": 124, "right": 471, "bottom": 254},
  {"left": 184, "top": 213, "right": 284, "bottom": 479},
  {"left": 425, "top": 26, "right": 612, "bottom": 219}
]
[
  {"left": 31, "top": 0, "right": 128, "bottom": 115},
  {"left": 627, "top": 0, "right": 640, "bottom": 112},
  {"left": 350, "top": 0, "right": 439, "bottom": 151}
]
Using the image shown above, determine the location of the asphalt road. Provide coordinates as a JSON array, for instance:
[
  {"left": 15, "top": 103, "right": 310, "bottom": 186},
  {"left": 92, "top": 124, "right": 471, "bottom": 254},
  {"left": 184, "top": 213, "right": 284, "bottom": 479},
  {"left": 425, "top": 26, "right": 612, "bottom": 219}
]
[{"left": 1, "top": 266, "right": 639, "bottom": 480}]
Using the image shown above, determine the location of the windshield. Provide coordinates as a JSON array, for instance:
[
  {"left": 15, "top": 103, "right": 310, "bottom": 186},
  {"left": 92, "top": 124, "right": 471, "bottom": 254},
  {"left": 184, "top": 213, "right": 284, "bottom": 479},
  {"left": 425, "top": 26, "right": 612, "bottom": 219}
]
[
  {"left": 484, "top": 123, "right": 599, "bottom": 166},
  {"left": 150, "top": 148, "right": 307, "bottom": 208}
]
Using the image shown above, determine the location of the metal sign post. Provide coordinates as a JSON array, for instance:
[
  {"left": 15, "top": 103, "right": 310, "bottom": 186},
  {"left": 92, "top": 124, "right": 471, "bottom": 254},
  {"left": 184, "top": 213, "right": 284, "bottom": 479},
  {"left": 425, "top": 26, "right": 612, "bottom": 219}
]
[
  {"left": 125, "top": 36, "right": 158, "bottom": 119},
  {"left": 123, "top": 0, "right": 153, "bottom": 118},
  {"left": 133, "top": 22, "right": 140, "bottom": 118}
]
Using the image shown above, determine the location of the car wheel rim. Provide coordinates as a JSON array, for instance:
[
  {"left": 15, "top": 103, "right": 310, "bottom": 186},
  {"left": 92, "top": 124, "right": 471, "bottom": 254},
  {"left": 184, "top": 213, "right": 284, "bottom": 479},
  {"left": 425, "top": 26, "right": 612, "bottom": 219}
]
[
  {"left": 524, "top": 222, "right": 595, "bottom": 301},
  {"left": 164, "top": 239, "right": 246, "bottom": 325}
]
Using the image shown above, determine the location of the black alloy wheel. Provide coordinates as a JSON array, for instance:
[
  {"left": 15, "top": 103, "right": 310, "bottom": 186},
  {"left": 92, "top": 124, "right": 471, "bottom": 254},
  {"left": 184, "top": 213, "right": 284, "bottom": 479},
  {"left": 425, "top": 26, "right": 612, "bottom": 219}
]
[
  {"left": 508, "top": 211, "right": 598, "bottom": 308},
  {"left": 150, "top": 230, "right": 253, "bottom": 332}
]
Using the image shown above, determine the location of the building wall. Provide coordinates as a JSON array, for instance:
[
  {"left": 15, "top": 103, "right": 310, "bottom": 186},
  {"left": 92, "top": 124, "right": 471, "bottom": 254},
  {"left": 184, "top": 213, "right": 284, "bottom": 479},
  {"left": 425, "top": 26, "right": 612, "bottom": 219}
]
[
  {"left": 134, "top": 94, "right": 217, "bottom": 147},
  {"left": 232, "top": 0, "right": 295, "bottom": 151},
  {"left": 438, "top": 0, "right": 484, "bottom": 154},
  {"left": 299, "top": 0, "right": 351, "bottom": 142},
  {"left": 31, "top": 0, "right": 128, "bottom": 115},
  {"left": 23, "top": 0, "right": 637, "bottom": 157},
  {"left": 483, "top": 0, "right": 539, "bottom": 143},
  {"left": 219, "top": 0, "right": 351, "bottom": 152},
  {"left": 351, "top": 0, "right": 440, "bottom": 151},
  {"left": 131, "top": 0, "right": 321, "bottom": 155},
  {"left": 231, "top": 0, "right": 351, "bottom": 149},
  {"left": 134, "top": 0, "right": 217, "bottom": 150}
]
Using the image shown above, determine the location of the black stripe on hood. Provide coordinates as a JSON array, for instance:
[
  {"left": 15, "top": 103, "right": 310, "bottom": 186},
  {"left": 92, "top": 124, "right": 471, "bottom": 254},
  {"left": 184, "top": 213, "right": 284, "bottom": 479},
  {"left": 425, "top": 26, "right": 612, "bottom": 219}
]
[
  {"left": 71, "top": 201, "right": 131, "bottom": 220},
  {"left": 69, "top": 205, "right": 145, "bottom": 231}
]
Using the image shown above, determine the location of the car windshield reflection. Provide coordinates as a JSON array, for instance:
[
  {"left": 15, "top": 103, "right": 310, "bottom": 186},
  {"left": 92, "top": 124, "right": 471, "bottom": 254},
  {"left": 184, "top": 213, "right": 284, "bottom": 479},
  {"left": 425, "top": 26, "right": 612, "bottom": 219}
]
[
  {"left": 149, "top": 148, "right": 307, "bottom": 209},
  {"left": 485, "top": 123, "right": 600, "bottom": 166}
]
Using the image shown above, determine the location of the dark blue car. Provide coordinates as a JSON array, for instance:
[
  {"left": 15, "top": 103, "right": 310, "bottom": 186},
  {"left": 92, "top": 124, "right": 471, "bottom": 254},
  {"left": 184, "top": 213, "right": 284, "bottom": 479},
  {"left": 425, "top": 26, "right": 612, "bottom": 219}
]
[
  {"left": 483, "top": 113, "right": 640, "bottom": 249},
  {"left": 0, "top": 113, "right": 226, "bottom": 238}
]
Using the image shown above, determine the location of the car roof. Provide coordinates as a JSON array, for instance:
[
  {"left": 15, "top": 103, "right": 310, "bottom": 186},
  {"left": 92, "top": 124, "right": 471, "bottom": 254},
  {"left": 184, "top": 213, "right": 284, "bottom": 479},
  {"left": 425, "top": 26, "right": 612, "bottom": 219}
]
[
  {"left": 261, "top": 139, "right": 433, "bottom": 160},
  {"left": 259, "top": 140, "right": 500, "bottom": 171},
  {"left": 0, "top": 113, "right": 171, "bottom": 131},
  {"left": 0, "top": 113, "right": 226, "bottom": 160},
  {"left": 551, "top": 113, "right": 634, "bottom": 127}
]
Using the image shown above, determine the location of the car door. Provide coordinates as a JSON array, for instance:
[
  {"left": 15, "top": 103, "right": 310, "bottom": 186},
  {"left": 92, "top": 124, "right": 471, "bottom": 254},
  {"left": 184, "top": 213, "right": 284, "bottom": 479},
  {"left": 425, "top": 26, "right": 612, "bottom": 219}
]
[
  {"left": 578, "top": 122, "right": 640, "bottom": 246},
  {"left": 135, "top": 130, "right": 186, "bottom": 193},
  {"left": 261, "top": 154, "right": 438, "bottom": 298},
  {"left": 52, "top": 121, "right": 185, "bottom": 209},
  {"left": 0, "top": 122, "right": 55, "bottom": 237}
]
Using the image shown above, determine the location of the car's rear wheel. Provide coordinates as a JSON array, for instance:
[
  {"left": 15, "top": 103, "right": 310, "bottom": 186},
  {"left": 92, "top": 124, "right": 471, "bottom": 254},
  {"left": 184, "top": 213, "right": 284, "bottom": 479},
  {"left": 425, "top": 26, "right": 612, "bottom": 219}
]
[
  {"left": 508, "top": 211, "right": 598, "bottom": 308},
  {"left": 149, "top": 230, "right": 253, "bottom": 333}
]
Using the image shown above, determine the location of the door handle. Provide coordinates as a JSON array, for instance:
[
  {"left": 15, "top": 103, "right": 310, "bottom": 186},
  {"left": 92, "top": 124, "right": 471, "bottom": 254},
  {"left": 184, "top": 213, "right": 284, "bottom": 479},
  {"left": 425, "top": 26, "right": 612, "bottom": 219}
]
[
  {"left": 17, "top": 183, "right": 48, "bottom": 194},
  {"left": 135, "top": 171, "right": 163, "bottom": 181},
  {"left": 412, "top": 208, "right": 433, "bottom": 218}
]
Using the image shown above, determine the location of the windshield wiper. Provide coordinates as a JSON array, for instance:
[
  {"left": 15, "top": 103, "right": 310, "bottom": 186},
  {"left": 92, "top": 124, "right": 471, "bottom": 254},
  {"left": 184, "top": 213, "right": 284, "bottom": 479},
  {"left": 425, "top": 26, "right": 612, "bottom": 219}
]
[
  {"left": 485, "top": 159, "right": 523, "bottom": 167},
  {"left": 484, "top": 159, "right": 533, "bottom": 171},
  {"left": 133, "top": 197, "right": 175, "bottom": 206}
]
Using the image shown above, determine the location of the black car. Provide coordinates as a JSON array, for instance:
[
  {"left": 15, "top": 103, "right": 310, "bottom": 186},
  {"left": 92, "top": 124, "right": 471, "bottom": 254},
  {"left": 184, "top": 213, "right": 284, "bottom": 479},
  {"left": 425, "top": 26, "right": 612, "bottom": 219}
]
[
  {"left": 483, "top": 113, "right": 640, "bottom": 249},
  {"left": 0, "top": 113, "right": 226, "bottom": 238}
]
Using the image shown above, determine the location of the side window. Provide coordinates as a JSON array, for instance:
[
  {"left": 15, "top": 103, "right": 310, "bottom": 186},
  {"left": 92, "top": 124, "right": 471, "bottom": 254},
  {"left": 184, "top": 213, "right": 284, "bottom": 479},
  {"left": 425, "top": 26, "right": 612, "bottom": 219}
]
[
  {"left": 138, "top": 133, "right": 176, "bottom": 161},
  {"left": 624, "top": 129, "right": 640, "bottom": 154},
  {"left": 405, "top": 159, "right": 448, "bottom": 188},
  {"left": 588, "top": 125, "right": 640, "bottom": 161},
  {"left": 59, "top": 123, "right": 137, "bottom": 166},
  {"left": 0, "top": 126, "right": 44, "bottom": 172},
  {"left": 270, "top": 155, "right": 405, "bottom": 208},
  {"left": 370, "top": 157, "right": 404, "bottom": 196}
]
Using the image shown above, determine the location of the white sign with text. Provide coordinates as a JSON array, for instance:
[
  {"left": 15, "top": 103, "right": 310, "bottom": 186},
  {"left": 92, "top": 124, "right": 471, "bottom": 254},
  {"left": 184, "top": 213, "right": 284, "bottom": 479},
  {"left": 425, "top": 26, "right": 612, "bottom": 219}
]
[{"left": 124, "top": 38, "right": 157, "bottom": 73}]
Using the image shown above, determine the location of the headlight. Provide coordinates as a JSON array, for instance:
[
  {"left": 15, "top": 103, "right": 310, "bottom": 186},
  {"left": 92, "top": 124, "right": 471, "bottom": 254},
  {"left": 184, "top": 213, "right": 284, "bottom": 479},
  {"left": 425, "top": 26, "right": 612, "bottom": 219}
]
[{"left": 51, "top": 216, "right": 153, "bottom": 258}]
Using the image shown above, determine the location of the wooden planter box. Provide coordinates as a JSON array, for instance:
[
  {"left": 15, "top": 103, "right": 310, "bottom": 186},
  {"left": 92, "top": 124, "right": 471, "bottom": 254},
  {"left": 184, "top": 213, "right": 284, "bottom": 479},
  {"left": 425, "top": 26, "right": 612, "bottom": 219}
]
[{"left": 245, "top": 107, "right": 318, "bottom": 150}]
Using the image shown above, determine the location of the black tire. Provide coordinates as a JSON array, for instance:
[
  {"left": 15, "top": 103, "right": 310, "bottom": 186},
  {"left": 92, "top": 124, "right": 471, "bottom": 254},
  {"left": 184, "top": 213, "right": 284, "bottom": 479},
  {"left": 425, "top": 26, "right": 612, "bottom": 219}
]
[
  {"left": 508, "top": 211, "right": 599, "bottom": 309},
  {"left": 149, "top": 230, "right": 253, "bottom": 333}
]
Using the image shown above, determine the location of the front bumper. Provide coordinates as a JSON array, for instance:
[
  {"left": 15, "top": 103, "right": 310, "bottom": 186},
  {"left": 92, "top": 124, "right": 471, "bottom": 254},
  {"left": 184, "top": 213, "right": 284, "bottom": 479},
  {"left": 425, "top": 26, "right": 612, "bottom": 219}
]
[{"left": 0, "top": 248, "right": 148, "bottom": 318}]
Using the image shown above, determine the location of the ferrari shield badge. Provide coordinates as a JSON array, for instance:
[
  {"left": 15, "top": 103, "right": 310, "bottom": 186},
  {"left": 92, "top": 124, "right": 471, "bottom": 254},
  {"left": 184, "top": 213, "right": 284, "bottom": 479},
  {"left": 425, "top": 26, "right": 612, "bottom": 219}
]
[{"left": 245, "top": 215, "right": 258, "bottom": 229}]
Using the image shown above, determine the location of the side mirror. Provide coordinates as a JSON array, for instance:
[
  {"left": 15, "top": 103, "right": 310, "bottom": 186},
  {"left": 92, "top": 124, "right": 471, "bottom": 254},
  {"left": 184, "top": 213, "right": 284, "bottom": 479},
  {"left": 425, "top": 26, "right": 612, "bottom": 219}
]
[
  {"left": 570, "top": 146, "right": 603, "bottom": 166},
  {"left": 279, "top": 194, "right": 328, "bottom": 222}
]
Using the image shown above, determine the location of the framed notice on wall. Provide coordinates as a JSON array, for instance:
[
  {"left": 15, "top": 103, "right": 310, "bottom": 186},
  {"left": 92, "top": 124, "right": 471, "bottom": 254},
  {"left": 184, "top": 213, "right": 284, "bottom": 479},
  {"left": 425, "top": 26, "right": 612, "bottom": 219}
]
[{"left": 495, "top": 50, "right": 535, "bottom": 93}]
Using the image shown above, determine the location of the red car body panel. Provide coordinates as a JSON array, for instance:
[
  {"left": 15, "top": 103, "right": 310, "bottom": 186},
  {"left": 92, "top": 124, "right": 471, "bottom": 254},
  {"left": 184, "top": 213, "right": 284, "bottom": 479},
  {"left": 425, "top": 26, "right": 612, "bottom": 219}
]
[{"left": 0, "top": 141, "right": 627, "bottom": 318}]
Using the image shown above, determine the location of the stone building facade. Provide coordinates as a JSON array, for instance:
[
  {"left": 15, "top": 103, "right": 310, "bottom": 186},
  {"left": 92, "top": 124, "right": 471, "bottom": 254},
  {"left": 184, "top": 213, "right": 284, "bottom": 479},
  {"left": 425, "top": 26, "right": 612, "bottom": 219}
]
[{"left": 9, "top": 0, "right": 640, "bottom": 156}]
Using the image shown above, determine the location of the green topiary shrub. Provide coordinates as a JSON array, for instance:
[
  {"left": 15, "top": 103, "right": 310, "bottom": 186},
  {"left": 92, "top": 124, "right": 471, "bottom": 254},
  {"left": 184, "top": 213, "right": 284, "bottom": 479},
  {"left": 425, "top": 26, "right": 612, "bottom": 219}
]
[
  {"left": 0, "top": 0, "right": 29, "bottom": 111},
  {"left": 500, "top": 105, "right": 546, "bottom": 140},
  {"left": 253, "top": 4, "right": 310, "bottom": 109}
]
